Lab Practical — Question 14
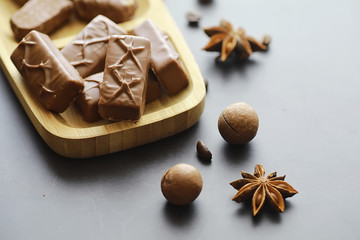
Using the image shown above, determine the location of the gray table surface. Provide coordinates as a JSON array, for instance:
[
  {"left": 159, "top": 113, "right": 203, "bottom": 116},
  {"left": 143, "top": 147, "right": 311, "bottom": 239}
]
[{"left": 1, "top": 0, "right": 360, "bottom": 239}]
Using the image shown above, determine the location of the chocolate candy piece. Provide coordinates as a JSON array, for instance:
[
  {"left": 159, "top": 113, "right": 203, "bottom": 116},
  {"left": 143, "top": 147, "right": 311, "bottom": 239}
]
[
  {"left": 76, "top": 70, "right": 160, "bottom": 122},
  {"left": 10, "top": 0, "right": 73, "bottom": 41},
  {"left": 99, "top": 35, "right": 150, "bottom": 120},
  {"left": 61, "top": 15, "right": 126, "bottom": 78},
  {"left": 11, "top": 30, "right": 84, "bottom": 113},
  {"left": 76, "top": 70, "right": 158, "bottom": 122},
  {"left": 75, "top": 72, "right": 103, "bottom": 122},
  {"left": 146, "top": 70, "right": 161, "bottom": 103},
  {"left": 132, "top": 19, "right": 189, "bottom": 95},
  {"left": 74, "top": 0, "right": 137, "bottom": 23}
]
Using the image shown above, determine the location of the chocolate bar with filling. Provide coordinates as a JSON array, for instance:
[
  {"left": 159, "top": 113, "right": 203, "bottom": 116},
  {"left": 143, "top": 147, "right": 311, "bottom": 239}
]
[
  {"left": 61, "top": 15, "right": 126, "bottom": 78},
  {"left": 99, "top": 35, "right": 150, "bottom": 120},
  {"left": 10, "top": 0, "right": 73, "bottom": 41},
  {"left": 76, "top": 70, "right": 160, "bottom": 122},
  {"left": 75, "top": 72, "right": 103, "bottom": 122},
  {"left": 11, "top": 30, "right": 84, "bottom": 113},
  {"left": 73, "top": 0, "right": 137, "bottom": 23},
  {"left": 132, "top": 19, "right": 189, "bottom": 95}
]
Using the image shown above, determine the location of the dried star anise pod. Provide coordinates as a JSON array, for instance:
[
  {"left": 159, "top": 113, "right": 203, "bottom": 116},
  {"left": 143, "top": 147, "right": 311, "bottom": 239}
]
[
  {"left": 202, "top": 19, "right": 271, "bottom": 61},
  {"left": 230, "top": 164, "right": 298, "bottom": 216}
]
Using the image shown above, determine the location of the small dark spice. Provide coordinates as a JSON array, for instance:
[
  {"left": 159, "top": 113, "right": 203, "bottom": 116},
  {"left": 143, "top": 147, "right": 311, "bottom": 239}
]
[
  {"left": 196, "top": 140, "right": 212, "bottom": 161},
  {"left": 186, "top": 10, "right": 201, "bottom": 26}
]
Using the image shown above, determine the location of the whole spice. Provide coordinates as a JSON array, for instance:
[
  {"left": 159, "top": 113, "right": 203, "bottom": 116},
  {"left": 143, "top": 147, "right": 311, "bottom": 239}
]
[
  {"left": 196, "top": 140, "right": 212, "bottom": 161},
  {"left": 186, "top": 10, "right": 201, "bottom": 26},
  {"left": 230, "top": 164, "right": 298, "bottom": 216},
  {"left": 202, "top": 19, "right": 271, "bottom": 61},
  {"left": 161, "top": 163, "right": 203, "bottom": 205},
  {"left": 218, "top": 102, "right": 259, "bottom": 145}
]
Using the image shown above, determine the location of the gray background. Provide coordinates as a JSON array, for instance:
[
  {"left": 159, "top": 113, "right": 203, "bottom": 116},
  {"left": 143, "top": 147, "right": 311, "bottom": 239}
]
[{"left": 1, "top": 0, "right": 360, "bottom": 239}]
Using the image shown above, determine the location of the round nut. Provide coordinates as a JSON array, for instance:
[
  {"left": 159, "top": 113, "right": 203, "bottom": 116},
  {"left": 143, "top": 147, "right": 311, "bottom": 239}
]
[
  {"left": 161, "top": 163, "right": 203, "bottom": 205},
  {"left": 218, "top": 102, "right": 259, "bottom": 144}
]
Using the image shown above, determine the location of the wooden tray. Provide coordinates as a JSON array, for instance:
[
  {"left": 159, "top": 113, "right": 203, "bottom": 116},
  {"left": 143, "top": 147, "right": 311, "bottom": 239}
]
[{"left": 0, "top": 0, "right": 205, "bottom": 158}]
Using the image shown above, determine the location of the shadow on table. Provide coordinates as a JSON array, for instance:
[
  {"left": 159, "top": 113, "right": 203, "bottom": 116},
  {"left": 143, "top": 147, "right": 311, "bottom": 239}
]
[
  {"left": 214, "top": 55, "right": 258, "bottom": 75},
  {"left": 33, "top": 121, "right": 201, "bottom": 183},
  {"left": 235, "top": 199, "right": 295, "bottom": 225},
  {"left": 221, "top": 142, "right": 254, "bottom": 165},
  {"left": 162, "top": 202, "right": 198, "bottom": 228}
]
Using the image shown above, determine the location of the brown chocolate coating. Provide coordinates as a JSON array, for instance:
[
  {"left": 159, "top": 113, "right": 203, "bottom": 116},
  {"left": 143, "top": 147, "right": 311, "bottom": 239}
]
[
  {"left": 146, "top": 70, "right": 161, "bottom": 103},
  {"left": 75, "top": 70, "right": 160, "bottom": 122},
  {"left": 74, "top": 0, "right": 137, "bottom": 23},
  {"left": 11, "top": 30, "right": 84, "bottom": 113},
  {"left": 61, "top": 15, "right": 126, "bottom": 78},
  {"left": 161, "top": 163, "right": 203, "bottom": 205},
  {"left": 218, "top": 102, "right": 259, "bottom": 145},
  {"left": 132, "top": 19, "right": 189, "bottom": 95},
  {"left": 10, "top": 0, "right": 73, "bottom": 41},
  {"left": 98, "top": 35, "right": 150, "bottom": 120},
  {"left": 75, "top": 72, "right": 103, "bottom": 122}
]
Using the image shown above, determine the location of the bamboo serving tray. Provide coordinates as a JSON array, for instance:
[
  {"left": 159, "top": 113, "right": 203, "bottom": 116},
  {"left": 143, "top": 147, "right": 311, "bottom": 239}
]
[{"left": 0, "top": 0, "right": 205, "bottom": 158}]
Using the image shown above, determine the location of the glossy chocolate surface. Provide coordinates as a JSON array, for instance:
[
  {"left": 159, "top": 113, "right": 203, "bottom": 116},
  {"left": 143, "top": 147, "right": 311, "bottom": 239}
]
[
  {"left": 76, "top": 69, "right": 160, "bottom": 122},
  {"left": 10, "top": 0, "right": 73, "bottom": 41},
  {"left": 99, "top": 35, "right": 150, "bottom": 120},
  {"left": 61, "top": 15, "right": 126, "bottom": 78},
  {"left": 75, "top": 72, "right": 103, "bottom": 122},
  {"left": 74, "top": 0, "right": 137, "bottom": 23},
  {"left": 10, "top": 30, "right": 83, "bottom": 113},
  {"left": 132, "top": 19, "right": 189, "bottom": 95}
]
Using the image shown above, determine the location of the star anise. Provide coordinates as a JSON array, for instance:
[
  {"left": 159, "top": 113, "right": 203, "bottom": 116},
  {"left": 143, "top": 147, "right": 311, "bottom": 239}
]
[
  {"left": 202, "top": 19, "right": 271, "bottom": 61},
  {"left": 230, "top": 164, "right": 298, "bottom": 216}
]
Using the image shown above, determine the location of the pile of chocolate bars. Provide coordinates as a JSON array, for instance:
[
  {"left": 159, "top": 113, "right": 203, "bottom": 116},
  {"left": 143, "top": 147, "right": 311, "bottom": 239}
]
[
  {"left": 10, "top": 14, "right": 189, "bottom": 122},
  {"left": 11, "top": 0, "right": 137, "bottom": 40}
]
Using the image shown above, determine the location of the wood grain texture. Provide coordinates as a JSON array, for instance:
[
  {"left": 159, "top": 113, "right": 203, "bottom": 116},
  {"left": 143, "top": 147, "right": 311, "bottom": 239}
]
[{"left": 0, "top": 0, "right": 205, "bottom": 158}]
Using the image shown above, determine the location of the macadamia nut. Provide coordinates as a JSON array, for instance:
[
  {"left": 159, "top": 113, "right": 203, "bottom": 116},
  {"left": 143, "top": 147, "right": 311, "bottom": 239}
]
[
  {"left": 161, "top": 163, "right": 203, "bottom": 205},
  {"left": 218, "top": 102, "right": 259, "bottom": 144}
]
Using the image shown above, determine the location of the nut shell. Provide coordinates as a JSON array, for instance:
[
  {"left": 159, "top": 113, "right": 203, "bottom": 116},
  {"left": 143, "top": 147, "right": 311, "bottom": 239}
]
[
  {"left": 196, "top": 140, "right": 212, "bottom": 161},
  {"left": 218, "top": 102, "right": 259, "bottom": 144},
  {"left": 161, "top": 163, "right": 203, "bottom": 205}
]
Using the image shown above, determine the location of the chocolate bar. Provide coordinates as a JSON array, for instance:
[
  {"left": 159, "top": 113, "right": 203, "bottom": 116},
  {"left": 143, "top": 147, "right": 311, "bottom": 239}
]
[
  {"left": 76, "top": 70, "right": 159, "bottom": 122},
  {"left": 10, "top": 0, "right": 73, "bottom": 41},
  {"left": 146, "top": 70, "right": 161, "bottom": 102},
  {"left": 11, "top": 30, "right": 84, "bottom": 113},
  {"left": 75, "top": 72, "right": 103, "bottom": 122},
  {"left": 73, "top": 0, "right": 137, "bottom": 23},
  {"left": 132, "top": 19, "right": 189, "bottom": 95},
  {"left": 98, "top": 35, "right": 150, "bottom": 120},
  {"left": 61, "top": 15, "right": 126, "bottom": 78}
]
